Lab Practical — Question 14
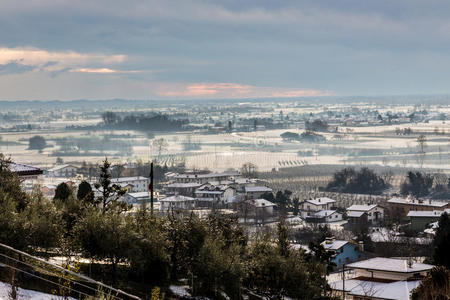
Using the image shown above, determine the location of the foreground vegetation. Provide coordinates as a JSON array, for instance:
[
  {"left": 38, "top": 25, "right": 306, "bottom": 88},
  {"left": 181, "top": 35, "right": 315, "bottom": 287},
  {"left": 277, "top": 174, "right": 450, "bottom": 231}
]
[{"left": 0, "top": 154, "right": 336, "bottom": 299}]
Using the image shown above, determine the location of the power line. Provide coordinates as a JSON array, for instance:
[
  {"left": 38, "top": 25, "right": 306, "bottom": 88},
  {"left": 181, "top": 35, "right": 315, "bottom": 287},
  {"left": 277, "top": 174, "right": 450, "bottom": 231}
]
[
  {"left": 0, "top": 252, "right": 124, "bottom": 300},
  {"left": 0, "top": 243, "right": 141, "bottom": 300}
]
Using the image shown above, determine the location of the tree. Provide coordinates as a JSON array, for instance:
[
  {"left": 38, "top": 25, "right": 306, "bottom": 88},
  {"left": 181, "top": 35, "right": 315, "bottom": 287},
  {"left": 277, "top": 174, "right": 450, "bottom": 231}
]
[
  {"left": 28, "top": 135, "right": 46, "bottom": 150},
  {"left": 94, "top": 158, "right": 127, "bottom": 213},
  {"left": 77, "top": 181, "right": 94, "bottom": 204},
  {"left": 417, "top": 134, "right": 427, "bottom": 153},
  {"left": 153, "top": 138, "right": 168, "bottom": 161},
  {"left": 293, "top": 197, "right": 300, "bottom": 216},
  {"left": 325, "top": 167, "right": 388, "bottom": 195},
  {"left": 412, "top": 266, "right": 450, "bottom": 300},
  {"left": 240, "top": 162, "right": 258, "bottom": 178},
  {"left": 432, "top": 212, "right": 450, "bottom": 269},
  {"left": 400, "top": 172, "right": 434, "bottom": 198},
  {"left": 54, "top": 182, "right": 72, "bottom": 202},
  {"left": 74, "top": 210, "right": 136, "bottom": 282}
]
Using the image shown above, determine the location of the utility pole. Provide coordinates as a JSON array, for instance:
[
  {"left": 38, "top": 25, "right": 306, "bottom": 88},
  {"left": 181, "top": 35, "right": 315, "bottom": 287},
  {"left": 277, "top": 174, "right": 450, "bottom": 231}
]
[
  {"left": 148, "top": 162, "right": 154, "bottom": 216},
  {"left": 342, "top": 264, "right": 345, "bottom": 300}
]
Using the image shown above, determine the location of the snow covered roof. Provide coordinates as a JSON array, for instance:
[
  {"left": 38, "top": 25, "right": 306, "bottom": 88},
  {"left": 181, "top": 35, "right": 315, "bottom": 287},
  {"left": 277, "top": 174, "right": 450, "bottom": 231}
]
[
  {"left": 346, "top": 257, "right": 434, "bottom": 273},
  {"left": 166, "top": 182, "right": 202, "bottom": 188},
  {"left": 407, "top": 209, "right": 449, "bottom": 218},
  {"left": 111, "top": 176, "right": 149, "bottom": 183},
  {"left": 174, "top": 171, "right": 240, "bottom": 179},
  {"left": 126, "top": 192, "right": 150, "bottom": 199},
  {"left": 160, "top": 195, "right": 196, "bottom": 202},
  {"left": 306, "top": 197, "right": 336, "bottom": 206},
  {"left": 347, "top": 211, "right": 366, "bottom": 218},
  {"left": 251, "top": 199, "right": 276, "bottom": 207},
  {"left": 388, "top": 197, "right": 448, "bottom": 208},
  {"left": 321, "top": 239, "right": 349, "bottom": 250},
  {"left": 245, "top": 186, "right": 273, "bottom": 193},
  {"left": 9, "top": 162, "right": 43, "bottom": 176},
  {"left": 347, "top": 204, "right": 379, "bottom": 212},
  {"left": 331, "top": 279, "right": 422, "bottom": 300},
  {"left": 47, "top": 164, "right": 77, "bottom": 172}
]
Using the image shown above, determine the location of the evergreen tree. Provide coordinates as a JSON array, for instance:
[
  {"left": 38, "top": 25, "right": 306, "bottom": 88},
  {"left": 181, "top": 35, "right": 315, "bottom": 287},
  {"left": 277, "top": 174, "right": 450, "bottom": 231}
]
[
  {"left": 94, "top": 158, "right": 127, "bottom": 213},
  {"left": 77, "top": 180, "right": 94, "bottom": 204},
  {"left": 54, "top": 182, "right": 72, "bottom": 202},
  {"left": 432, "top": 212, "right": 450, "bottom": 269}
]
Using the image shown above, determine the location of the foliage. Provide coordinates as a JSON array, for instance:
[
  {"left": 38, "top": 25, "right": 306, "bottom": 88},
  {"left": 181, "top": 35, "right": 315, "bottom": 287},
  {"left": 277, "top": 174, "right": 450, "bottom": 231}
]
[
  {"left": 28, "top": 135, "right": 46, "bottom": 150},
  {"left": 240, "top": 162, "right": 258, "bottom": 178},
  {"left": 432, "top": 212, "right": 450, "bottom": 269},
  {"left": 94, "top": 158, "right": 128, "bottom": 213},
  {"left": 411, "top": 266, "right": 450, "bottom": 300},
  {"left": 77, "top": 180, "right": 94, "bottom": 204},
  {"left": 54, "top": 182, "right": 72, "bottom": 202},
  {"left": 400, "top": 171, "right": 434, "bottom": 198},
  {"left": 102, "top": 112, "right": 188, "bottom": 132},
  {"left": 325, "top": 167, "right": 388, "bottom": 195}
]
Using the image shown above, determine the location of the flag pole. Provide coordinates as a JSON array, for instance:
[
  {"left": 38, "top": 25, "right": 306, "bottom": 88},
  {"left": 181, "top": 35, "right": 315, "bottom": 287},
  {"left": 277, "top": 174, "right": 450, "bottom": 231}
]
[{"left": 150, "top": 162, "right": 154, "bottom": 216}]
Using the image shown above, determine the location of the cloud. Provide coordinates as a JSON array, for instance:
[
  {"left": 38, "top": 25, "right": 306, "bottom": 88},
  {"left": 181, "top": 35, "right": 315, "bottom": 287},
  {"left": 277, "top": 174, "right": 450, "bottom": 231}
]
[
  {"left": 158, "top": 82, "right": 331, "bottom": 98},
  {"left": 0, "top": 61, "right": 36, "bottom": 74},
  {"left": 69, "top": 68, "right": 142, "bottom": 74},
  {"left": 0, "top": 46, "right": 127, "bottom": 74}
]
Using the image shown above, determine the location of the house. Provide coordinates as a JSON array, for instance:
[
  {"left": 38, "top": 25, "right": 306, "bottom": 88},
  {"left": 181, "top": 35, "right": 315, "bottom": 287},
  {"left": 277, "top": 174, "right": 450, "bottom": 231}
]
[
  {"left": 388, "top": 197, "right": 450, "bottom": 219},
  {"left": 330, "top": 257, "right": 434, "bottom": 300},
  {"left": 236, "top": 198, "right": 276, "bottom": 223},
  {"left": 122, "top": 192, "right": 151, "bottom": 205},
  {"left": 244, "top": 186, "right": 273, "bottom": 199},
  {"left": 9, "top": 162, "right": 43, "bottom": 180},
  {"left": 194, "top": 184, "right": 235, "bottom": 207},
  {"left": 163, "top": 182, "right": 202, "bottom": 197},
  {"left": 347, "top": 204, "right": 384, "bottom": 224},
  {"left": 110, "top": 176, "right": 150, "bottom": 193},
  {"left": 170, "top": 171, "right": 241, "bottom": 184},
  {"left": 47, "top": 164, "right": 78, "bottom": 178},
  {"left": 305, "top": 210, "right": 342, "bottom": 224},
  {"left": 407, "top": 209, "right": 450, "bottom": 231},
  {"left": 300, "top": 197, "right": 336, "bottom": 218},
  {"left": 321, "top": 237, "right": 364, "bottom": 268},
  {"left": 159, "top": 195, "right": 197, "bottom": 212},
  {"left": 346, "top": 211, "right": 368, "bottom": 230}
]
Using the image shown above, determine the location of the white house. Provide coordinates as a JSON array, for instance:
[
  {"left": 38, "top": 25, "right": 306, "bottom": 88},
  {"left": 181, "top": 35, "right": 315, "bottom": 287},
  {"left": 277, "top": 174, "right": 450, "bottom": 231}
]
[
  {"left": 122, "top": 192, "right": 150, "bottom": 204},
  {"left": 171, "top": 171, "right": 241, "bottom": 184},
  {"left": 305, "top": 210, "right": 342, "bottom": 223},
  {"left": 330, "top": 257, "right": 434, "bottom": 300},
  {"left": 159, "top": 195, "right": 197, "bottom": 212},
  {"left": 194, "top": 184, "right": 235, "bottom": 207},
  {"left": 47, "top": 164, "right": 78, "bottom": 178},
  {"left": 300, "top": 197, "right": 336, "bottom": 218},
  {"left": 346, "top": 204, "right": 384, "bottom": 224},
  {"left": 110, "top": 176, "right": 150, "bottom": 193}
]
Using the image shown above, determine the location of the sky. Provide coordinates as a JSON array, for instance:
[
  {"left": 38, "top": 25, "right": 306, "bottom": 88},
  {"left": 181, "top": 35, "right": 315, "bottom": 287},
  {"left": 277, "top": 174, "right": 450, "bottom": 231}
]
[{"left": 1, "top": 0, "right": 450, "bottom": 100}]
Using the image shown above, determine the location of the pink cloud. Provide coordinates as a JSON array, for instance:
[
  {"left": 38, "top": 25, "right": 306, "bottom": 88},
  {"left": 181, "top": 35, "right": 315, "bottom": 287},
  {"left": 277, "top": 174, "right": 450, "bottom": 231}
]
[{"left": 158, "top": 82, "right": 331, "bottom": 98}]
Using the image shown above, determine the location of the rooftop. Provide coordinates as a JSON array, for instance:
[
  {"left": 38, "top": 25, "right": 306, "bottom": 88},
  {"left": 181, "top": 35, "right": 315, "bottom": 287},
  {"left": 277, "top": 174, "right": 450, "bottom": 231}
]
[
  {"left": 251, "top": 199, "right": 276, "bottom": 208},
  {"left": 347, "top": 204, "right": 379, "bottom": 212},
  {"left": 388, "top": 197, "right": 448, "bottom": 208},
  {"left": 306, "top": 197, "right": 336, "bottom": 206},
  {"left": 347, "top": 211, "right": 366, "bottom": 218},
  {"left": 160, "top": 195, "right": 196, "bottom": 202},
  {"left": 313, "top": 210, "right": 339, "bottom": 218},
  {"left": 321, "top": 239, "right": 348, "bottom": 250},
  {"left": 9, "top": 163, "right": 43, "bottom": 176},
  {"left": 47, "top": 164, "right": 77, "bottom": 172},
  {"left": 174, "top": 171, "right": 240, "bottom": 179},
  {"left": 245, "top": 186, "right": 273, "bottom": 193},
  {"left": 407, "top": 209, "right": 450, "bottom": 218},
  {"left": 331, "top": 279, "right": 422, "bottom": 300},
  {"left": 111, "top": 176, "right": 149, "bottom": 183},
  {"left": 346, "top": 257, "right": 434, "bottom": 273}
]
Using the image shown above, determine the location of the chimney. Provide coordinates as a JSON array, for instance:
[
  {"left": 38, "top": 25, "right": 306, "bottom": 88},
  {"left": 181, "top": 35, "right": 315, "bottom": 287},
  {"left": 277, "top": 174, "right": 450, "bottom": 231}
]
[{"left": 358, "top": 241, "right": 364, "bottom": 252}]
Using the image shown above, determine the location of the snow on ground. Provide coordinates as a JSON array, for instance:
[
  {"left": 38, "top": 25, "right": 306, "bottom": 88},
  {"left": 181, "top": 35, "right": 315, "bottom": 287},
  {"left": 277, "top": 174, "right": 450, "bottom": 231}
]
[
  {"left": 169, "top": 285, "right": 191, "bottom": 298},
  {"left": 0, "top": 281, "right": 76, "bottom": 300}
]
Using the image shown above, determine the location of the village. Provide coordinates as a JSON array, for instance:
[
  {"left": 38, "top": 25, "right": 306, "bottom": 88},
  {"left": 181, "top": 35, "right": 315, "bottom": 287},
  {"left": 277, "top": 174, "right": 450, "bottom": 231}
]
[{"left": 8, "top": 158, "right": 450, "bottom": 299}]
